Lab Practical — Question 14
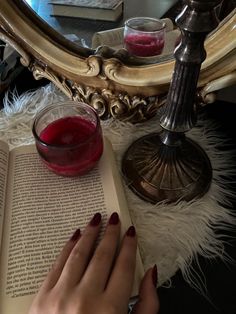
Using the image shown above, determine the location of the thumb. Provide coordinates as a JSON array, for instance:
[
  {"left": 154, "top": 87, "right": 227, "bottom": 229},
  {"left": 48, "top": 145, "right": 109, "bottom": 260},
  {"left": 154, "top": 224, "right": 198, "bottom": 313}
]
[{"left": 132, "top": 265, "right": 160, "bottom": 314}]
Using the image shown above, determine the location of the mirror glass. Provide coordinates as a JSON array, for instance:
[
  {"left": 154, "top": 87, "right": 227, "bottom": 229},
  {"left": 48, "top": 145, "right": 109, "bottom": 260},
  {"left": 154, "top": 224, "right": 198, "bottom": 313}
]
[{"left": 23, "top": 0, "right": 180, "bottom": 64}]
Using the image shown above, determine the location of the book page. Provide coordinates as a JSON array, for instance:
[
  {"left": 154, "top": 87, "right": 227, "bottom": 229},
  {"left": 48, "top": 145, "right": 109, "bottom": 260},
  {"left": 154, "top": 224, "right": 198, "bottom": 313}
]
[
  {"left": 92, "top": 27, "right": 124, "bottom": 50},
  {"left": 0, "top": 140, "right": 9, "bottom": 252},
  {"left": 0, "top": 139, "right": 143, "bottom": 313}
]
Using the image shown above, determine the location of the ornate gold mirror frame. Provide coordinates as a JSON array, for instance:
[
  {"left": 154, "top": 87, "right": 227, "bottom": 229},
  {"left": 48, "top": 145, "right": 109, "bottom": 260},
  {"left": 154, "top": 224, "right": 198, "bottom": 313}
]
[{"left": 0, "top": 0, "right": 236, "bottom": 122}]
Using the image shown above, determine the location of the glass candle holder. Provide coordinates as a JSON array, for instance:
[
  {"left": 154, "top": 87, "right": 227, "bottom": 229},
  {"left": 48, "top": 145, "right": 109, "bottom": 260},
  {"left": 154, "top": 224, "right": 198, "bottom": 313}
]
[
  {"left": 124, "top": 17, "right": 166, "bottom": 57},
  {"left": 32, "top": 101, "right": 103, "bottom": 177}
]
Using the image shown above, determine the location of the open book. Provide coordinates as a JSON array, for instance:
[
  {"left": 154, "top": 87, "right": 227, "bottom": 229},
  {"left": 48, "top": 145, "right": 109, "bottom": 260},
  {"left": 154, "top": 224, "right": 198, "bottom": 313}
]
[{"left": 0, "top": 138, "right": 143, "bottom": 313}]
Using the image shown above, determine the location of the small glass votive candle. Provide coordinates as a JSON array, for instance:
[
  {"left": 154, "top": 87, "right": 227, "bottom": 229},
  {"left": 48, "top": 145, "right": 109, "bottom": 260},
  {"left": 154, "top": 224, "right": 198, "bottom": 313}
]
[
  {"left": 124, "top": 17, "right": 166, "bottom": 57},
  {"left": 32, "top": 101, "right": 103, "bottom": 177}
]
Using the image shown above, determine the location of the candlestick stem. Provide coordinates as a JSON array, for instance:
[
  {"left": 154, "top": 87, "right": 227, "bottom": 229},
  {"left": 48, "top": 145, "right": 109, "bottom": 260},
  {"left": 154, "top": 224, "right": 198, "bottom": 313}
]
[{"left": 122, "top": 0, "right": 222, "bottom": 203}]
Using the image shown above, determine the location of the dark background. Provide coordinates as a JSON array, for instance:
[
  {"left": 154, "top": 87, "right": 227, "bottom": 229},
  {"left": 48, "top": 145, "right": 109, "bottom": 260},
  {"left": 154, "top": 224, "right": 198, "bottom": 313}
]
[{"left": 158, "top": 97, "right": 236, "bottom": 314}]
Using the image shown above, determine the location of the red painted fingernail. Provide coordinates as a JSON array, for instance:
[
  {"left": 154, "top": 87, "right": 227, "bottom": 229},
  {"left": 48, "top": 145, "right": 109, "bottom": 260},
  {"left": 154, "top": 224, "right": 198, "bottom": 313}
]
[
  {"left": 126, "top": 226, "right": 136, "bottom": 237},
  {"left": 152, "top": 264, "right": 158, "bottom": 287},
  {"left": 70, "top": 228, "right": 81, "bottom": 241},
  {"left": 109, "top": 212, "right": 119, "bottom": 225},
  {"left": 90, "top": 213, "right": 102, "bottom": 226}
]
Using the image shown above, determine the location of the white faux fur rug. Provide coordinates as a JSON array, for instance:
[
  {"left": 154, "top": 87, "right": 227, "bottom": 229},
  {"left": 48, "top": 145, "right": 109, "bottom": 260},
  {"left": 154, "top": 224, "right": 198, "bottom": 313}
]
[{"left": 1, "top": 83, "right": 236, "bottom": 295}]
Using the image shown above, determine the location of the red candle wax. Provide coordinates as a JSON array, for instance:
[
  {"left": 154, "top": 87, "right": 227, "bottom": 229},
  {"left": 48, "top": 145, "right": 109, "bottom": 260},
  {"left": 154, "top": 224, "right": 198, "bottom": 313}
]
[
  {"left": 124, "top": 34, "right": 164, "bottom": 57},
  {"left": 37, "top": 116, "right": 103, "bottom": 176}
]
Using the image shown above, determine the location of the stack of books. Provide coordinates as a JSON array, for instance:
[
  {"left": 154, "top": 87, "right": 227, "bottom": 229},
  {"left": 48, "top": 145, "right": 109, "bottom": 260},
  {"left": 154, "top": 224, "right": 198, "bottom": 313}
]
[{"left": 49, "top": 0, "right": 124, "bottom": 22}]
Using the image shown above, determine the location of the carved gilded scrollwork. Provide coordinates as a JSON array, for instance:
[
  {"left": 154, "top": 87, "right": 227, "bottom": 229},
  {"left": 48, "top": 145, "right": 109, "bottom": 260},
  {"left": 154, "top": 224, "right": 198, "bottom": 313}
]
[
  {"left": 32, "top": 63, "right": 74, "bottom": 99},
  {"left": 198, "top": 71, "right": 236, "bottom": 106},
  {"left": 108, "top": 93, "right": 163, "bottom": 122},
  {"left": 30, "top": 61, "right": 165, "bottom": 123},
  {"left": 37, "top": 65, "right": 165, "bottom": 123},
  {"left": 96, "top": 90, "right": 164, "bottom": 122}
]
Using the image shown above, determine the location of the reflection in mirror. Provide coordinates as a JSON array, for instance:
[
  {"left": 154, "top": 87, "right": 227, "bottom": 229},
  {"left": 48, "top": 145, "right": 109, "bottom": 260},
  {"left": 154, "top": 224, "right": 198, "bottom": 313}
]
[
  {"left": 1, "top": 0, "right": 235, "bottom": 123},
  {"left": 23, "top": 0, "right": 180, "bottom": 64}
]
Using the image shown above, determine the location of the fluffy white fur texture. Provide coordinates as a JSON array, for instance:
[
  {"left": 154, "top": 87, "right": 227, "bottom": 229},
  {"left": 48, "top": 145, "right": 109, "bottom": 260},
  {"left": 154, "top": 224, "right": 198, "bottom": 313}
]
[{"left": 1, "top": 83, "right": 236, "bottom": 295}]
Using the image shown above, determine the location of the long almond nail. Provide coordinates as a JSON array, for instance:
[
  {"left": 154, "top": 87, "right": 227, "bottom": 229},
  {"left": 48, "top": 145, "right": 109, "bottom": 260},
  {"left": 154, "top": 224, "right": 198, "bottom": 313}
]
[
  {"left": 109, "top": 212, "right": 119, "bottom": 225},
  {"left": 70, "top": 228, "right": 81, "bottom": 241},
  {"left": 152, "top": 264, "right": 158, "bottom": 287},
  {"left": 90, "top": 213, "right": 102, "bottom": 226},
  {"left": 126, "top": 226, "right": 136, "bottom": 237}
]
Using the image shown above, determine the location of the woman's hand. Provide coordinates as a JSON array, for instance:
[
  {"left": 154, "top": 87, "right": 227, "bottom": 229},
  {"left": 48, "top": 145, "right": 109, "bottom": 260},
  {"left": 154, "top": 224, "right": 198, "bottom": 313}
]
[{"left": 28, "top": 212, "right": 159, "bottom": 314}]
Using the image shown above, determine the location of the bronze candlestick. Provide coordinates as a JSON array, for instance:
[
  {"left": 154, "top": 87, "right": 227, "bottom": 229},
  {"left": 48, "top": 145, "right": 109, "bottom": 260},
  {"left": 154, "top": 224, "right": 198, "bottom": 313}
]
[{"left": 122, "top": 0, "right": 222, "bottom": 203}]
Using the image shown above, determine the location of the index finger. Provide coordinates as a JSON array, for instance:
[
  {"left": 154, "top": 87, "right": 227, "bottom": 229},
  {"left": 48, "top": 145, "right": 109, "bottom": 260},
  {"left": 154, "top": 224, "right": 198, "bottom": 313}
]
[
  {"left": 106, "top": 226, "right": 137, "bottom": 305},
  {"left": 40, "top": 228, "right": 81, "bottom": 291}
]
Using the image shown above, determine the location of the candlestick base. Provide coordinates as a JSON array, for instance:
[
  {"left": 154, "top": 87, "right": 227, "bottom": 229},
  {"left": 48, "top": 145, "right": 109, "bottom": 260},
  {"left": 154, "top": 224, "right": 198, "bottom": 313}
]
[{"left": 122, "top": 133, "right": 212, "bottom": 203}]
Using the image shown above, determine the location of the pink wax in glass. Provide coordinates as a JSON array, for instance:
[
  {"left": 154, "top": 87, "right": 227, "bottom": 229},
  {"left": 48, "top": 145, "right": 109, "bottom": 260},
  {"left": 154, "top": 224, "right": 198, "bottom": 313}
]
[
  {"left": 124, "top": 17, "right": 166, "bottom": 57},
  {"left": 32, "top": 102, "right": 103, "bottom": 177},
  {"left": 124, "top": 34, "right": 164, "bottom": 57}
]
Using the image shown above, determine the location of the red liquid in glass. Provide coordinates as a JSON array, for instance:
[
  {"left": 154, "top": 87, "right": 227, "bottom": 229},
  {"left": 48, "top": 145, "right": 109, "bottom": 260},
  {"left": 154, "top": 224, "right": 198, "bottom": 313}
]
[
  {"left": 124, "top": 34, "right": 164, "bottom": 57},
  {"left": 37, "top": 116, "right": 103, "bottom": 176}
]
